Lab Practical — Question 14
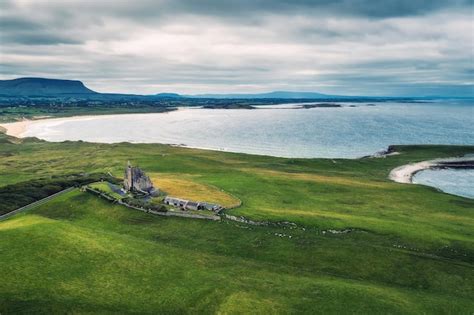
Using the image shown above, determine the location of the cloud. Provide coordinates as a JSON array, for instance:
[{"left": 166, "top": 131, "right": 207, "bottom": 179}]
[
  {"left": 10, "top": 0, "right": 470, "bottom": 20},
  {"left": 0, "top": 0, "right": 472, "bottom": 96}
]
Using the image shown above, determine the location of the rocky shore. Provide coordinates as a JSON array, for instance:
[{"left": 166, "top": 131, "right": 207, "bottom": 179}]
[{"left": 361, "top": 145, "right": 400, "bottom": 159}]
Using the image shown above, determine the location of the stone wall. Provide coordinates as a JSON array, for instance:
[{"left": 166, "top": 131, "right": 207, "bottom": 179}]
[{"left": 85, "top": 187, "right": 220, "bottom": 221}]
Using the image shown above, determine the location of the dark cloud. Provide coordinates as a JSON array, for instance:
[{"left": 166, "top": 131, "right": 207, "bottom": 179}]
[
  {"left": 1, "top": 32, "right": 81, "bottom": 45},
  {"left": 162, "top": 0, "right": 471, "bottom": 18},
  {"left": 0, "top": 15, "right": 83, "bottom": 45},
  {"left": 0, "top": 16, "right": 40, "bottom": 31},
  {"left": 3, "top": 0, "right": 471, "bottom": 25}
]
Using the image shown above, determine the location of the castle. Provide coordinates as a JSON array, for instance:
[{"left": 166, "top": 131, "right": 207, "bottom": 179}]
[
  {"left": 122, "top": 161, "right": 223, "bottom": 213},
  {"left": 124, "top": 161, "right": 156, "bottom": 194}
]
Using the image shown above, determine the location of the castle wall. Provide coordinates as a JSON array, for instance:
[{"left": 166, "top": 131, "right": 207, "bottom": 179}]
[{"left": 124, "top": 163, "right": 154, "bottom": 193}]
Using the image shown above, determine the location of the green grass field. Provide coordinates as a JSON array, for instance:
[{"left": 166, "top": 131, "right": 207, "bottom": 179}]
[
  {"left": 0, "top": 132, "right": 473, "bottom": 314},
  {"left": 88, "top": 182, "right": 125, "bottom": 200}
]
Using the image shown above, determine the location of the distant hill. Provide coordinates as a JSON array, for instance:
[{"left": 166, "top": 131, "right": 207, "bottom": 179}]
[
  {"left": 0, "top": 78, "right": 97, "bottom": 96},
  {"left": 155, "top": 93, "right": 181, "bottom": 98},
  {"left": 2, "top": 77, "right": 449, "bottom": 101},
  {"left": 185, "top": 91, "right": 341, "bottom": 99}
]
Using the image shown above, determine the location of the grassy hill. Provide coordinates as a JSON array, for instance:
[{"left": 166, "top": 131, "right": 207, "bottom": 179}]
[{"left": 0, "top": 133, "right": 473, "bottom": 313}]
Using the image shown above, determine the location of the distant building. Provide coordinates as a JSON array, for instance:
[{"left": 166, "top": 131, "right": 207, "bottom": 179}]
[
  {"left": 164, "top": 196, "right": 223, "bottom": 212},
  {"left": 124, "top": 161, "right": 157, "bottom": 194},
  {"left": 164, "top": 197, "right": 187, "bottom": 208}
]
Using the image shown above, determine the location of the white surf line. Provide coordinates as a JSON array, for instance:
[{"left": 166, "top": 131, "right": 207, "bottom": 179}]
[{"left": 389, "top": 156, "right": 474, "bottom": 184}]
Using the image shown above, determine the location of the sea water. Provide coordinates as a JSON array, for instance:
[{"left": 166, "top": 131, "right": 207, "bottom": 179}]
[
  {"left": 413, "top": 169, "right": 474, "bottom": 199},
  {"left": 22, "top": 101, "right": 474, "bottom": 159}
]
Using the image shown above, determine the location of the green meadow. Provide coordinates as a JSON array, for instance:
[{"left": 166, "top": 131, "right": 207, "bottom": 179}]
[
  {"left": 88, "top": 182, "right": 125, "bottom": 200},
  {"left": 0, "top": 132, "right": 473, "bottom": 314}
]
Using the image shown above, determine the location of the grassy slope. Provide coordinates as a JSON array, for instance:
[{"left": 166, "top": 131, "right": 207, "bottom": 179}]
[
  {"left": 0, "top": 134, "right": 473, "bottom": 313},
  {"left": 1, "top": 191, "right": 473, "bottom": 314}
]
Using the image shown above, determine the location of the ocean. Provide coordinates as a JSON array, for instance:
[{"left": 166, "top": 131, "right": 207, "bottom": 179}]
[
  {"left": 413, "top": 169, "right": 474, "bottom": 199},
  {"left": 22, "top": 101, "right": 474, "bottom": 159}
]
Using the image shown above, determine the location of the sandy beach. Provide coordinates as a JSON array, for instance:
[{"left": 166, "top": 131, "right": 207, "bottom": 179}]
[
  {"left": 389, "top": 156, "right": 474, "bottom": 184},
  {"left": 0, "top": 113, "right": 156, "bottom": 138},
  {"left": 0, "top": 119, "right": 32, "bottom": 138}
]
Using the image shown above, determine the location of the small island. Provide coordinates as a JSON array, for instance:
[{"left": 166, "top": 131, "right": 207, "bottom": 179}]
[
  {"left": 300, "top": 103, "right": 342, "bottom": 109},
  {"left": 202, "top": 104, "right": 256, "bottom": 109}
]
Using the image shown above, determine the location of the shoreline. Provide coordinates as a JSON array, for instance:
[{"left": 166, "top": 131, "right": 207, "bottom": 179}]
[
  {"left": 388, "top": 156, "right": 474, "bottom": 184},
  {"left": 0, "top": 118, "right": 32, "bottom": 138},
  {"left": 0, "top": 103, "right": 375, "bottom": 139},
  {"left": 1, "top": 111, "right": 473, "bottom": 162},
  {"left": 0, "top": 111, "right": 178, "bottom": 138}
]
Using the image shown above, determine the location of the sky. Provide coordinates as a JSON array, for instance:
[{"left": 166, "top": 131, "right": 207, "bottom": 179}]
[{"left": 0, "top": 0, "right": 473, "bottom": 96}]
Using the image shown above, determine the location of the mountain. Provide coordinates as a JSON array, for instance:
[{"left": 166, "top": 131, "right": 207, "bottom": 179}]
[
  {"left": 0, "top": 78, "right": 97, "bottom": 96},
  {"left": 155, "top": 93, "right": 181, "bottom": 98},
  {"left": 0, "top": 77, "right": 362, "bottom": 99},
  {"left": 185, "top": 91, "right": 341, "bottom": 99}
]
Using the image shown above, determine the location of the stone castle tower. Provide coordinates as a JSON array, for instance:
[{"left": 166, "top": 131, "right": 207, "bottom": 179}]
[{"left": 124, "top": 161, "right": 155, "bottom": 194}]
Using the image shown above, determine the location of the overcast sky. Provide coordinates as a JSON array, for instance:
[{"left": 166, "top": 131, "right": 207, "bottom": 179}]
[{"left": 0, "top": 0, "right": 473, "bottom": 96}]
